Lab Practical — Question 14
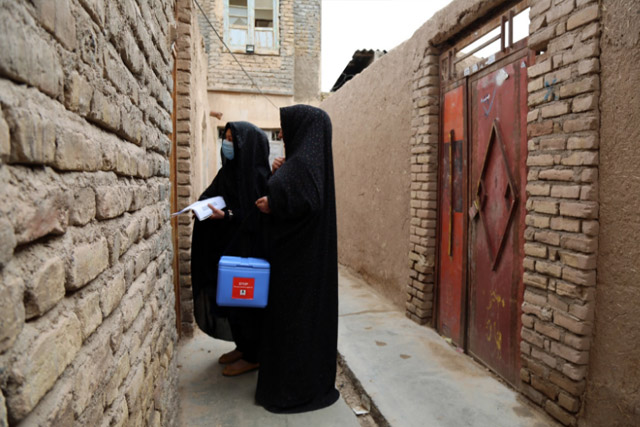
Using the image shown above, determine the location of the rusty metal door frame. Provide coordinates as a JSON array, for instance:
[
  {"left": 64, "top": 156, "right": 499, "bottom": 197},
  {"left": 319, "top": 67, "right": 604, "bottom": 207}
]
[
  {"left": 436, "top": 0, "right": 530, "bottom": 378},
  {"left": 465, "top": 50, "right": 530, "bottom": 385},
  {"left": 435, "top": 78, "right": 469, "bottom": 347}
]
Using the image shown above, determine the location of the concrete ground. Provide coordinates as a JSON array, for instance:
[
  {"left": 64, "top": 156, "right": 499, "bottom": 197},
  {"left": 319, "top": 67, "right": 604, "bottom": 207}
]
[
  {"left": 177, "top": 328, "right": 359, "bottom": 427},
  {"left": 337, "top": 268, "right": 557, "bottom": 427},
  {"left": 178, "top": 267, "right": 557, "bottom": 426}
]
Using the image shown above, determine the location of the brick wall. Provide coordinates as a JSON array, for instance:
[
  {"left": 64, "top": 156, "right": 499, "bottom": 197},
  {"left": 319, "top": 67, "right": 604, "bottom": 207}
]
[
  {"left": 519, "top": 1, "right": 601, "bottom": 425},
  {"left": 200, "top": 0, "right": 296, "bottom": 95},
  {"left": 0, "top": 0, "right": 178, "bottom": 425},
  {"left": 407, "top": 48, "right": 440, "bottom": 324},
  {"left": 175, "top": 0, "right": 214, "bottom": 337},
  {"left": 388, "top": 0, "right": 605, "bottom": 424},
  {"left": 196, "top": 0, "right": 320, "bottom": 98},
  {"left": 405, "top": 0, "right": 506, "bottom": 324}
]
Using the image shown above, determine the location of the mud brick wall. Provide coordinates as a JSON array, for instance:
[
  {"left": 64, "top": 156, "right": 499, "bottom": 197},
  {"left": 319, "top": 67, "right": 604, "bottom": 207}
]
[
  {"left": 582, "top": 0, "right": 640, "bottom": 424},
  {"left": 407, "top": 0, "right": 605, "bottom": 424},
  {"left": 175, "top": 0, "right": 214, "bottom": 337},
  {"left": 519, "top": 1, "right": 601, "bottom": 425},
  {"left": 407, "top": 48, "right": 440, "bottom": 324},
  {"left": 0, "top": 0, "right": 178, "bottom": 425},
  {"left": 320, "top": 38, "right": 415, "bottom": 308}
]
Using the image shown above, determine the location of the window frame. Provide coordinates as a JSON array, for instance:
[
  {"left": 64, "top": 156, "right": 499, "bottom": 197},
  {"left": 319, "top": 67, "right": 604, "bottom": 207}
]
[{"left": 224, "top": 0, "right": 280, "bottom": 55}]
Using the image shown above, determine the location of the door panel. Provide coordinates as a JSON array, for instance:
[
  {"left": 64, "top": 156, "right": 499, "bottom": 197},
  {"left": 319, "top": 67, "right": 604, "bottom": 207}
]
[
  {"left": 437, "top": 85, "right": 465, "bottom": 346},
  {"left": 468, "top": 56, "right": 528, "bottom": 385}
]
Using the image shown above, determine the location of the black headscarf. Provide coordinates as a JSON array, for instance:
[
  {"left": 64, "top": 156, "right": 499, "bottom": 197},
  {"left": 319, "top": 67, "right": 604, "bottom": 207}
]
[
  {"left": 191, "top": 121, "right": 270, "bottom": 340},
  {"left": 256, "top": 105, "right": 340, "bottom": 413}
]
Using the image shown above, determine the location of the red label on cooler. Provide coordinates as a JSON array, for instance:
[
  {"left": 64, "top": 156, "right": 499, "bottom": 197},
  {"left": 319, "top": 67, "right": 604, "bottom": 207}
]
[{"left": 232, "top": 277, "right": 255, "bottom": 300}]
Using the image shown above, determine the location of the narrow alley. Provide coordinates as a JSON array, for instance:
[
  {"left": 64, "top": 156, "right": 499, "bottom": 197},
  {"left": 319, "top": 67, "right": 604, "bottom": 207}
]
[
  {"left": 178, "top": 268, "right": 557, "bottom": 427},
  {"left": 1, "top": 0, "right": 639, "bottom": 426}
]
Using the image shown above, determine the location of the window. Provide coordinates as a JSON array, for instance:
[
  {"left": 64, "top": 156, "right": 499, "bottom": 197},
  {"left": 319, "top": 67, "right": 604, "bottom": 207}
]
[
  {"left": 442, "top": 3, "right": 530, "bottom": 80},
  {"left": 225, "top": 0, "right": 279, "bottom": 54}
]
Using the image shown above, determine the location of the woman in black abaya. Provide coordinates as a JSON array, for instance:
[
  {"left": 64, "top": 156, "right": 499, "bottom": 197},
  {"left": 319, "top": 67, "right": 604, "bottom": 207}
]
[
  {"left": 191, "top": 121, "right": 270, "bottom": 376},
  {"left": 255, "top": 105, "right": 339, "bottom": 413}
]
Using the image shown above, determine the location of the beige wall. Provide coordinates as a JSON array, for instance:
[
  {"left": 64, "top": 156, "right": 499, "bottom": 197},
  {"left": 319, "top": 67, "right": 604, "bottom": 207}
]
[
  {"left": 208, "top": 91, "right": 292, "bottom": 130},
  {"left": 319, "top": 0, "right": 507, "bottom": 309},
  {"left": 320, "top": 42, "right": 414, "bottom": 308},
  {"left": 320, "top": 0, "right": 513, "bottom": 311},
  {"left": 583, "top": 0, "right": 640, "bottom": 424}
]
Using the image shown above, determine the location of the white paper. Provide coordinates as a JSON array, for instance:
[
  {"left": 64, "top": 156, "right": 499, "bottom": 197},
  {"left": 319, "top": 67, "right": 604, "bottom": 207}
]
[{"left": 171, "top": 196, "right": 226, "bottom": 221}]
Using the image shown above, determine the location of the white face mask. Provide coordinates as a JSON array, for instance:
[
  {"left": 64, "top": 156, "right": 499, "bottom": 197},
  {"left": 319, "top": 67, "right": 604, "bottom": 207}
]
[{"left": 222, "top": 140, "right": 234, "bottom": 160}]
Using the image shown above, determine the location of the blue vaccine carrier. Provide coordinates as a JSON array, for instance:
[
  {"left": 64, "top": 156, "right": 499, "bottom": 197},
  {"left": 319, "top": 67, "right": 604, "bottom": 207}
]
[{"left": 216, "top": 256, "right": 270, "bottom": 308}]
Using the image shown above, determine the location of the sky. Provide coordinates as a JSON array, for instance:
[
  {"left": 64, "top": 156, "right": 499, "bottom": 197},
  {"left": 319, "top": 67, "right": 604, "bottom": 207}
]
[{"left": 321, "top": 0, "right": 453, "bottom": 92}]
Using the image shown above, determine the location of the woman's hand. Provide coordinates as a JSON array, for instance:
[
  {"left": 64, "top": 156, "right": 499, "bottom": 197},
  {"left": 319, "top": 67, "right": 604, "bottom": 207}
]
[
  {"left": 272, "top": 157, "right": 285, "bottom": 173},
  {"left": 255, "top": 196, "right": 271, "bottom": 214},
  {"left": 208, "top": 204, "right": 225, "bottom": 220}
]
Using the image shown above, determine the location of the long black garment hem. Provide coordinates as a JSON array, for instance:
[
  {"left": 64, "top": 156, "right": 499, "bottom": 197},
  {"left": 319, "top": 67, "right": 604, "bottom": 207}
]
[
  {"left": 256, "top": 105, "right": 339, "bottom": 416},
  {"left": 257, "top": 388, "right": 340, "bottom": 414},
  {"left": 228, "top": 307, "right": 263, "bottom": 363}
]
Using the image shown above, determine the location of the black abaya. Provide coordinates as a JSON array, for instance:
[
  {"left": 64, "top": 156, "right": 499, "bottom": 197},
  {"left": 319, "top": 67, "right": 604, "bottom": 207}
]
[
  {"left": 191, "top": 121, "right": 270, "bottom": 362},
  {"left": 256, "top": 105, "right": 339, "bottom": 413}
]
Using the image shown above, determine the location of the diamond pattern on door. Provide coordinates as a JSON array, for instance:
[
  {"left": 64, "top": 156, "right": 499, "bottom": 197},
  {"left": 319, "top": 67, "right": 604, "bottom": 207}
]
[{"left": 474, "top": 119, "right": 518, "bottom": 271}]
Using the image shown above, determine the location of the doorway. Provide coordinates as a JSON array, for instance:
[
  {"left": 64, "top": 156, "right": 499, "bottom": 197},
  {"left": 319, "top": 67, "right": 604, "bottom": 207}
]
[{"left": 436, "top": 2, "right": 530, "bottom": 386}]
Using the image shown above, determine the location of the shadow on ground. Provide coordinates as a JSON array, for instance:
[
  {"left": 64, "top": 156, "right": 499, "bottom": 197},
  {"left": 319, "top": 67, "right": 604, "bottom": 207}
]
[{"left": 177, "top": 330, "right": 359, "bottom": 427}]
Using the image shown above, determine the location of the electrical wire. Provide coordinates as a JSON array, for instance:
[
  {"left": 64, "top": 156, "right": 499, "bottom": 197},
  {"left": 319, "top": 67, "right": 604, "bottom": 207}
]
[{"left": 192, "top": 0, "right": 280, "bottom": 110}]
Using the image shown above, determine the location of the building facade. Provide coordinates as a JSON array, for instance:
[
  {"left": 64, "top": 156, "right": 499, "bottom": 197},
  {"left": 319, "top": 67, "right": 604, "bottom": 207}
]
[{"left": 197, "top": 0, "right": 321, "bottom": 140}]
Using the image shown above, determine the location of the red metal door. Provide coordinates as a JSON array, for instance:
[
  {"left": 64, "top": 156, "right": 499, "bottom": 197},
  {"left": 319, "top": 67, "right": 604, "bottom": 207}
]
[
  {"left": 467, "top": 55, "right": 528, "bottom": 385},
  {"left": 436, "top": 84, "right": 466, "bottom": 345}
]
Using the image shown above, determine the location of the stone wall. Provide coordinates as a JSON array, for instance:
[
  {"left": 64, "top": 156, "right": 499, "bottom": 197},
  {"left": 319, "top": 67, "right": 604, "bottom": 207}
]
[
  {"left": 175, "top": 0, "right": 215, "bottom": 337},
  {"left": 582, "top": 0, "right": 640, "bottom": 425},
  {"left": 0, "top": 0, "right": 178, "bottom": 425}
]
